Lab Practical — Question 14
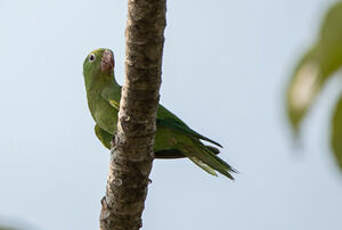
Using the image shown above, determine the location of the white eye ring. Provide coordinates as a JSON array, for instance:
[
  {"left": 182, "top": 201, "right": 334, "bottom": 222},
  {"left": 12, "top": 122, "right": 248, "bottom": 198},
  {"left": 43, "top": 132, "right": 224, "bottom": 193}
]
[{"left": 89, "top": 53, "right": 96, "bottom": 62}]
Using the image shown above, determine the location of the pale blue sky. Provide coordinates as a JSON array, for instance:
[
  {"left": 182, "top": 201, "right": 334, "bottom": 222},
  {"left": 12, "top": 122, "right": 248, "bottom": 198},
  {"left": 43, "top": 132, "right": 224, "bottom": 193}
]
[{"left": 1, "top": 0, "right": 342, "bottom": 229}]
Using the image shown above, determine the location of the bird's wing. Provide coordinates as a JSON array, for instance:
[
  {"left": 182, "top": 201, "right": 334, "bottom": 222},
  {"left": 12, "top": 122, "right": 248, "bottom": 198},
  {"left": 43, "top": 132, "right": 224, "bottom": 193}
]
[
  {"left": 157, "top": 105, "right": 223, "bottom": 148},
  {"left": 94, "top": 124, "right": 113, "bottom": 149},
  {"left": 101, "top": 86, "right": 121, "bottom": 111},
  {"left": 102, "top": 87, "right": 222, "bottom": 148}
]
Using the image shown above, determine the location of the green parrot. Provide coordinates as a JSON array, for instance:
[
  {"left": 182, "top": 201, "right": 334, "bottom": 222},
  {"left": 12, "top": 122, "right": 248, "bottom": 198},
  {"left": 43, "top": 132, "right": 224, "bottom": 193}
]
[{"left": 83, "top": 48, "right": 236, "bottom": 179}]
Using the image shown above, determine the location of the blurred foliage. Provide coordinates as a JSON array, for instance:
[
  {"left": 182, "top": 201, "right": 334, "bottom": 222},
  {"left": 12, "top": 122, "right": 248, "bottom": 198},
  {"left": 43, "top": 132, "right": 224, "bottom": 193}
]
[{"left": 286, "top": 1, "right": 342, "bottom": 170}]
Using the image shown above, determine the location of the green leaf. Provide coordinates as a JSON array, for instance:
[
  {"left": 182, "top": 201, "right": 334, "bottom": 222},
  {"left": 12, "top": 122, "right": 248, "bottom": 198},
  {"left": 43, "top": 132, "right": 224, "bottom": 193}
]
[
  {"left": 286, "top": 1, "right": 342, "bottom": 135},
  {"left": 331, "top": 94, "right": 342, "bottom": 170},
  {"left": 318, "top": 1, "right": 342, "bottom": 78},
  {"left": 286, "top": 46, "right": 324, "bottom": 134},
  {"left": 0, "top": 227, "right": 17, "bottom": 230}
]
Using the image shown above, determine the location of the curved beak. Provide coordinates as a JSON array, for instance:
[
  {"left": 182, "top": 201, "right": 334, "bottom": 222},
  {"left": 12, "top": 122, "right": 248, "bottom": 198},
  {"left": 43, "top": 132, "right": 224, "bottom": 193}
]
[{"left": 101, "top": 49, "right": 115, "bottom": 72}]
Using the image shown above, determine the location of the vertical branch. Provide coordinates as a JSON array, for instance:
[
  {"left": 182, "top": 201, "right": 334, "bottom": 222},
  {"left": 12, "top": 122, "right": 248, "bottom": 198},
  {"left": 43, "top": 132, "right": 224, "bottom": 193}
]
[{"left": 100, "top": 0, "right": 166, "bottom": 230}]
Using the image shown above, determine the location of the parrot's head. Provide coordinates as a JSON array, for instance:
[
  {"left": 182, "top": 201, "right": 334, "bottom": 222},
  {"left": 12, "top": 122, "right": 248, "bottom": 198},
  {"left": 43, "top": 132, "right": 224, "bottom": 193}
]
[{"left": 83, "top": 48, "right": 115, "bottom": 89}]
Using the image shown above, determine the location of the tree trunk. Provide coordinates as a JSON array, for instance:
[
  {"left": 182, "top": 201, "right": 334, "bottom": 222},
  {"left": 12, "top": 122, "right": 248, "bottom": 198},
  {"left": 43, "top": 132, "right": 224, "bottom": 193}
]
[{"left": 99, "top": 0, "right": 166, "bottom": 230}]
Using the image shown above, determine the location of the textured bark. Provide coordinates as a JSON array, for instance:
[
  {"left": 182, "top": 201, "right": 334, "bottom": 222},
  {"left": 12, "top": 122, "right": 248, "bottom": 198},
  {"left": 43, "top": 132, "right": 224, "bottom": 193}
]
[{"left": 99, "top": 0, "right": 166, "bottom": 230}]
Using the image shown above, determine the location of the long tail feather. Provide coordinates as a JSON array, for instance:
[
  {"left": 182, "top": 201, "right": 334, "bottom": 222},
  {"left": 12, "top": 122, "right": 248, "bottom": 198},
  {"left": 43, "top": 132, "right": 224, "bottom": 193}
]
[
  {"left": 189, "top": 157, "right": 218, "bottom": 176},
  {"left": 187, "top": 139, "right": 236, "bottom": 180}
]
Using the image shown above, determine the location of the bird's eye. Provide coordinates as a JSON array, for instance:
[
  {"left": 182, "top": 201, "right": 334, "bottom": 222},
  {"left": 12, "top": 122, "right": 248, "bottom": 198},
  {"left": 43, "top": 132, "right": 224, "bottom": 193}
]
[{"left": 89, "top": 54, "right": 96, "bottom": 62}]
